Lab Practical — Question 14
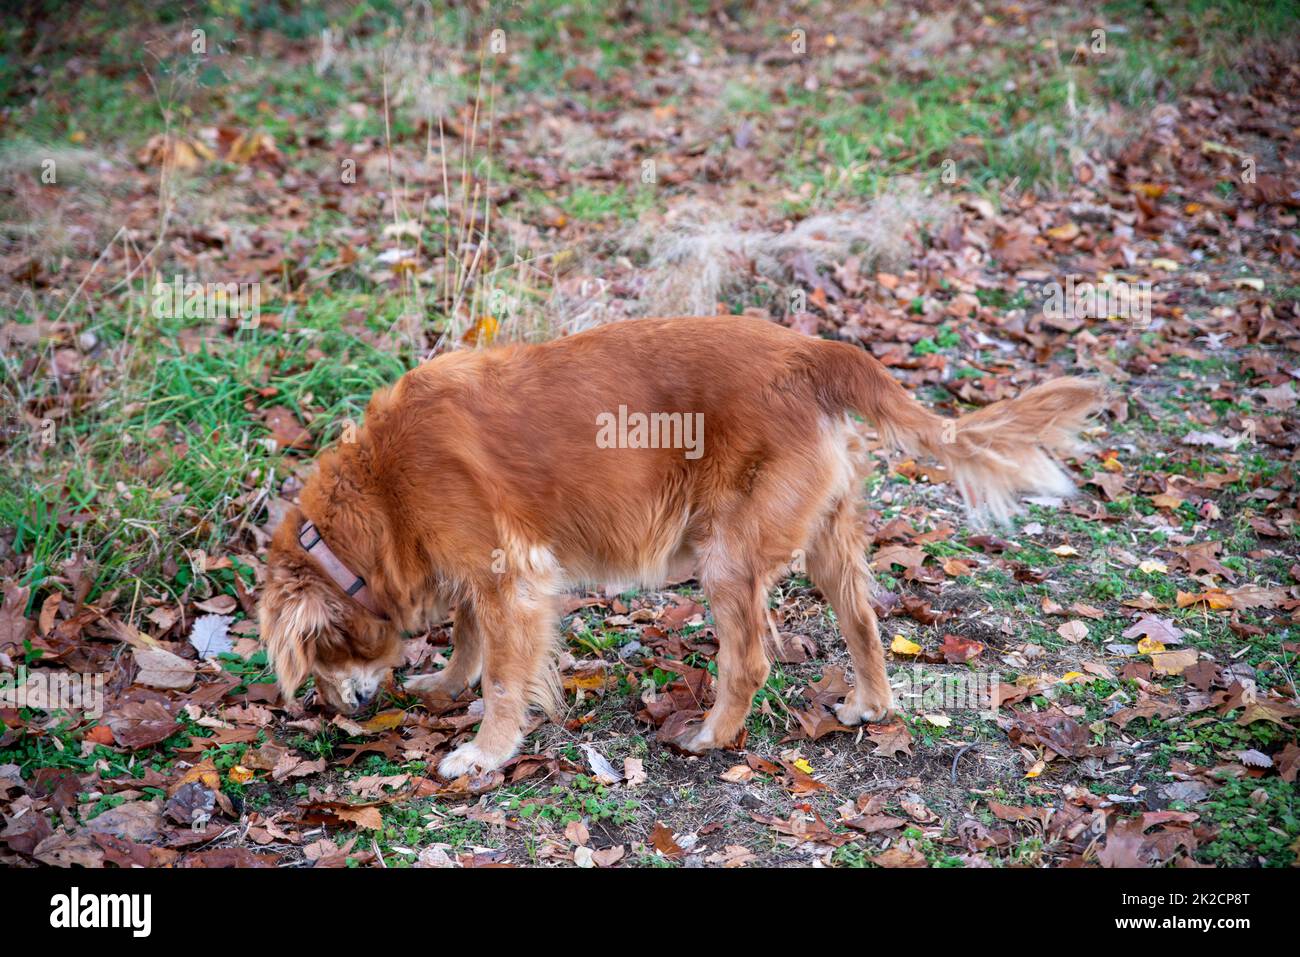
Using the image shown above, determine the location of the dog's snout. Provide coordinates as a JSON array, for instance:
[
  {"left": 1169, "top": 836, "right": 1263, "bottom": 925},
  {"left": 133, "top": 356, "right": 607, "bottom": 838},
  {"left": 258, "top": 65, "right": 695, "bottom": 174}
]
[{"left": 327, "top": 673, "right": 384, "bottom": 714}]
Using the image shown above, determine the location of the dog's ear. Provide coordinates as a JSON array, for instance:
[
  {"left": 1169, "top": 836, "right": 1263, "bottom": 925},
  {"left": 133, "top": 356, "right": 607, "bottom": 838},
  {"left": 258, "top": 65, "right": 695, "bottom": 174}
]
[{"left": 259, "top": 571, "right": 334, "bottom": 700}]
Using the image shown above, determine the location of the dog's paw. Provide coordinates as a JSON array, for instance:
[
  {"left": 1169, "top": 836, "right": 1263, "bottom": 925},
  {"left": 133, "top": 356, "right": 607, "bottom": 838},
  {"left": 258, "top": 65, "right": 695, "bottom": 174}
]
[
  {"left": 404, "top": 672, "right": 454, "bottom": 695},
  {"left": 671, "top": 721, "right": 746, "bottom": 754},
  {"left": 674, "top": 726, "right": 717, "bottom": 754},
  {"left": 438, "top": 742, "right": 506, "bottom": 779},
  {"left": 835, "top": 695, "right": 896, "bottom": 726},
  {"left": 403, "top": 670, "right": 444, "bottom": 691}
]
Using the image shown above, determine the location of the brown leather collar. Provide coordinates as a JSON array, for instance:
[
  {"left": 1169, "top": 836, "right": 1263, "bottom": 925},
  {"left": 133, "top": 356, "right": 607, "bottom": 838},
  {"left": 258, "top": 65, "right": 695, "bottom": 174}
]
[{"left": 298, "top": 520, "right": 386, "bottom": 619}]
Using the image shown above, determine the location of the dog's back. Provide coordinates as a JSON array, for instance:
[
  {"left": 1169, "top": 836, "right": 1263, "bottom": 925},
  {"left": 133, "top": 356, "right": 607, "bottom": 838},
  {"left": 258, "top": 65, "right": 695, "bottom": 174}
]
[{"left": 374, "top": 316, "right": 864, "bottom": 585}]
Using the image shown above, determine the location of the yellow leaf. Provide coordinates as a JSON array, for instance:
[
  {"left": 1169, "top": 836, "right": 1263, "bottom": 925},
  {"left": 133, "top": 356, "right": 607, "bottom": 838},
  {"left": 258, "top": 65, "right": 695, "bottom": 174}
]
[
  {"left": 462, "top": 314, "right": 499, "bottom": 346},
  {"left": 792, "top": 757, "right": 814, "bottom": 774},
  {"left": 191, "top": 138, "right": 216, "bottom": 162},
  {"left": 1177, "top": 590, "right": 1233, "bottom": 610},
  {"left": 1136, "top": 636, "right": 1166, "bottom": 655},
  {"left": 564, "top": 673, "right": 607, "bottom": 691},
  {"left": 1151, "top": 649, "right": 1198, "bottom": 676},
  {"left": 890, "top": 635, "right": 922, "bottom": 656},
  {"left": 1150, "top": 258, "right": 1180, "bottom": 272},
  {"left": 922, "top": 713, "right": 951, "bottom": 728},
  {"left": 1138, "top": 560, "right": 1167, "bottom": 574},
  {"left": 228, "top": 765, "right": 255, "bottom": 785},
  {"left": 226, "top": 131, "right": 277, "bottom": 165},
  {"left": 1024, "top": 759, "right": 1045, "bottom": 778},
  {"left": 1046, "top": 222, "right": 1080, "bottom": 241},
  {"left": 176, "top": 760, "right": 221, "bottom": 791},
  {"left": 1050, "top": 545, "right": 1079, "bottom": 557},
  {"left": 1060, "top": 671, "right": 1086, "bottom": 683},
  {"left": 360, "top": 710, "right": 404, "bottom": 733},
  {"left": 170, "top": 138, "right": 201, "bottom": 170}
]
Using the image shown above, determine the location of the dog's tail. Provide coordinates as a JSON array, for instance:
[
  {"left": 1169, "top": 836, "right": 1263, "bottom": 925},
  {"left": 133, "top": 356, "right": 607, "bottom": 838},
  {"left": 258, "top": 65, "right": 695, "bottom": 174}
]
[{"left": 812, "top": 339, "right": 1104, "bottom": 525}]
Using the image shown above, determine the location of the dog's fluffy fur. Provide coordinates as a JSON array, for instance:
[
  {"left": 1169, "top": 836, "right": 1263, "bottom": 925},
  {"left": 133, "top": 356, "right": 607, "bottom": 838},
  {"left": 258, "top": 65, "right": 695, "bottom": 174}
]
[{"left": 259, "top": 315, "right": 1102, "bottom": 778}]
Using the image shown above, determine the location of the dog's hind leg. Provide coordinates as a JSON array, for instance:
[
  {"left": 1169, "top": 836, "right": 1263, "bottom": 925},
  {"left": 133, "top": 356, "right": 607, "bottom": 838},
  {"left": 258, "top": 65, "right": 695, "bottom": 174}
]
[
  {"left": 438, "top": 585, "right": 560, "bottom": 778},
  {"left": 807, "top": 496, "right": 895, "bottom": 725},
  {"left": 404, "top": 602, "right": 483, "bottom": 700}
]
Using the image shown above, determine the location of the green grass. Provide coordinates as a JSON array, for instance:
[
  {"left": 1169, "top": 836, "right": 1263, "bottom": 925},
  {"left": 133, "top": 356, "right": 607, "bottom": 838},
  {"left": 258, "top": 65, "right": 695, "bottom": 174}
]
[
  {"left": 2, "top": 292, "right": 408, "bottom": 603},
  {"left": 833, "top": 824, "right": 967, "bottom": 868},
  {"left": 1195, "top": 777, "right": 1300, "bottom": 867},
  {"left": 499, "top": 774, "right": 641, "bottom": 830},
  {"left": 557, "top": 184, "right": 655, "bottom": 223},
  {"left": 778, "top": 58, "right": 1078, "bottom": 204},
  {"left": 370, "top": 802, "right": 491, "bottom": 867},
  {"left": 1102, "top": 0, "right": 1300, "bottom": 97}
]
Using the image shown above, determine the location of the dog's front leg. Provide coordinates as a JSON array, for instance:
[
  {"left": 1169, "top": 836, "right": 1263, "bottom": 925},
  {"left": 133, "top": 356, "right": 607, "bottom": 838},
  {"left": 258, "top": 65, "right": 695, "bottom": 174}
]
[
  {"left": 404, "top": 602, "right": 483, "bottom": 700},
  {"left": 677, "top": 571, "right": 770, "bottom": 753},
  {"left": 437, "top": 587, "right": 557, "bottom": 779}
]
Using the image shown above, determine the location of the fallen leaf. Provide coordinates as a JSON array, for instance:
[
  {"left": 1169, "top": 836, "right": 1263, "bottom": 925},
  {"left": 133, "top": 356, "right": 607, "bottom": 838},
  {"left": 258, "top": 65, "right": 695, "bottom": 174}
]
[
  {"left": 941, "top": 633, "right": 984, "bottom": 662},
  {"left": 650, "top": 821, "right": 683, "bottom": 859},
  {"left": 188, "top": 614, "right": 235, "bottom": 660},
  {"left": 1123, "top": 615, "right": 1185, "bottom": 647},
  {"left": 623, "top": 757, "right": 646, "bottom": 787},
  {"left": 580, "top": 744, "right": 621, "bottom": 785},
  {"left": 1057, "top": 620, "right": 1089, "bottom": 643},
  {"left": 890, "top": 635, "right": 922, "bottom": 656},
  {"left": 133, "top": 647, "right": 196, "bottom": 690},
  {"left": 261, "top": 406, "right": 313, "bottom": 451},
  {"left": 1150, "top": 649, "right": 1198, "bottom": 676},
  {"left": 335, "top": 806, "right": 383, "bottom": 831},
  {"left": 868, "top": 722, "right": 913, "bottom": 758},
  {"left": 194, "top": 594, "right": 237, "bottom": 615}
]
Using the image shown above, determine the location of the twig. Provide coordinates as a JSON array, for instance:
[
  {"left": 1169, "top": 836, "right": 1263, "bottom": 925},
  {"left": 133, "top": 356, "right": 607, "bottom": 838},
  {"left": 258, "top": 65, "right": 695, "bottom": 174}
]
[{"left": 950, "top": 742, "right": 978, "bottom": 785}]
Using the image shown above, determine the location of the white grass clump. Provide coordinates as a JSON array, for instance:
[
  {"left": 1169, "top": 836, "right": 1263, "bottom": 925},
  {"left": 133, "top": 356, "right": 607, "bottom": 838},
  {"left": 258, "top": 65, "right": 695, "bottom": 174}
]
[{"left": 630, "top": 181, "right": 953, "bottom": 317}]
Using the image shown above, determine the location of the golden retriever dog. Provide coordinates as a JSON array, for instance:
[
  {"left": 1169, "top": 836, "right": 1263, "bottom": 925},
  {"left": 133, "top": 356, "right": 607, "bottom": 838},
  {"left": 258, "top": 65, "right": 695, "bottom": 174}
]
[{"left": 259, "top": 315, "right": 1101, "bottom": 778}]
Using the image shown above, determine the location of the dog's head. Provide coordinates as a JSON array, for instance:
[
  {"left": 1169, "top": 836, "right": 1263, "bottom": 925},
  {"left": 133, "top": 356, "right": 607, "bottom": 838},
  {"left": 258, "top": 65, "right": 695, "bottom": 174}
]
[{"left": 258, "top": 508, "right": 404, "bottom": 714}]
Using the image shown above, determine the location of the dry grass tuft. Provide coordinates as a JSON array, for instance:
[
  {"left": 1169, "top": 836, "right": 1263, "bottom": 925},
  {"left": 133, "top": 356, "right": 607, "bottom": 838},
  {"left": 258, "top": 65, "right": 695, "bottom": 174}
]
[
  {"left": 0, "top": 142, "right": 125, "bottom": 277},
  {"left": 629, "top": 180, "right": 953, "bottom": 317}
]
